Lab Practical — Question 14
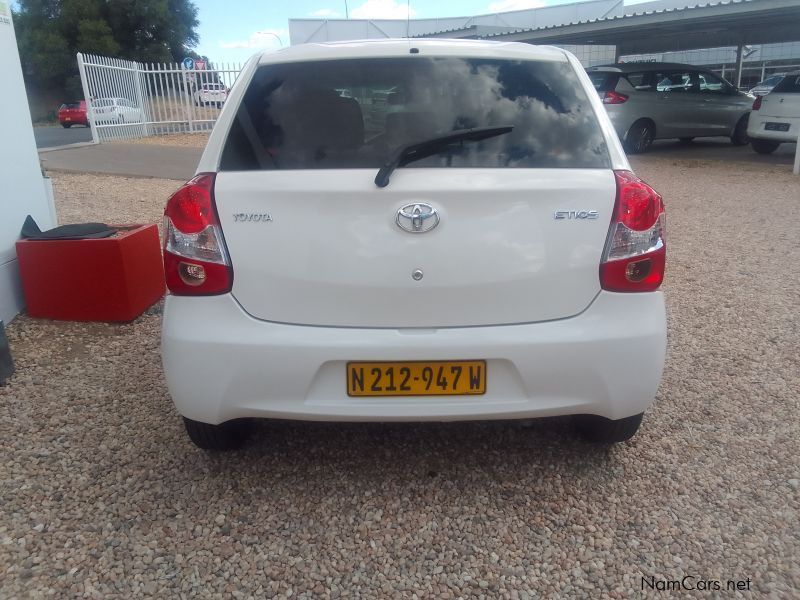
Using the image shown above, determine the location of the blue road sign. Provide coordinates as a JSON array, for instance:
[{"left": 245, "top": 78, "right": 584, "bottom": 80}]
[{"left": 182, "top": 57, "right": 195, "bottom": 70}]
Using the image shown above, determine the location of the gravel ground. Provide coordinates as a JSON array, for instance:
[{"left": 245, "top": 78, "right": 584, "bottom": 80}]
[
  {"left": 1, "top": 162, "right": 798, "bottom": 598},
  {"left": 113, "top": 132, "right": 210, "bottom": 148}
]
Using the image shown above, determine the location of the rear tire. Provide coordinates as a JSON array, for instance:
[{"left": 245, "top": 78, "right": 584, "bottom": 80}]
[
  {"left": 624, "top": 121, "right": 655, "bottom": 154},
  {"left": 183, "top": 417, "right": 252, "bottom": 450},
  {"left": 730, "top": 115, "right": 749, "bottom": 145},
  {"left": 61, "top": 123, "right": 72, "bottom": 128},
  {"left": 574, "top": 412, "right": 644, "bottom": 444},
  {"left": 751, "top": 139, "right": 780, "bottom": 154}
]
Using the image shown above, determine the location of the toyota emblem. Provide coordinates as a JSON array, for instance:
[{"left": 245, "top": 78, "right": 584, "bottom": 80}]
[{"left": 396, "top": 203, "right": 439, "bottom": 233}]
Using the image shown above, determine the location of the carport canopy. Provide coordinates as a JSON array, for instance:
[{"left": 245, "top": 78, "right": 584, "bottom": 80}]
[{"left": 480, "top": 0, "right": 800, "bottom": 57}]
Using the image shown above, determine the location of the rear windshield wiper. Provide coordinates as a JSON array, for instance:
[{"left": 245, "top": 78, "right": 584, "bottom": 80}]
[{"left": 374, "top": 126, "right": 513, "bottom": 188}]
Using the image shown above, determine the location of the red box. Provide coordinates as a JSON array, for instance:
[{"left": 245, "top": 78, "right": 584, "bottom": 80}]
[{"left": 16, "top": 224, "right": 165, "bottom": 322}]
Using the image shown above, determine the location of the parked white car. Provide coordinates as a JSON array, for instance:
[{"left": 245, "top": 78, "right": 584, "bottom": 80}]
[
  {"left": 161, "top": 40, "right": 667, "bottom": 450},
  {"left": 91, "top": 97, "right": 143, "bottom": 124},
  {"left": 747, "top": 70, "right": 800, "bottom": 154},
  {"left": 194, "top": 83, "right": 227, "bottom": 106}
]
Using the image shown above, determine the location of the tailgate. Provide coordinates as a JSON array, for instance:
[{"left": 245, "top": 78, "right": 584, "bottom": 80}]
[{"left": 214, "top": 168, "right": 615, "bottom": 328}]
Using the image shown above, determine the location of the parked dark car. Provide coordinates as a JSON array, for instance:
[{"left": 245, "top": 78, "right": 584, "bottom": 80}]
[{"left": 58, "top": 101, "right": 89, "bottom": 128}]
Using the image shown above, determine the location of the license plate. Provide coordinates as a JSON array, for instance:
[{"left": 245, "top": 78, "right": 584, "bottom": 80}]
[
  {"left": 765, "top": 122, "right": 790, "bottom": 132},
  {"left": 347, "top": 360, "right": 486, "bottom": 397},
  {"left": 65, "top": 117, "right": 71, "bottom": 121}
]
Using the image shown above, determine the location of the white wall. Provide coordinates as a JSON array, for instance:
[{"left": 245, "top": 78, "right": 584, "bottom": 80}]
[{"left": 0, "top": 8, "right": 56, "bottom": 324}]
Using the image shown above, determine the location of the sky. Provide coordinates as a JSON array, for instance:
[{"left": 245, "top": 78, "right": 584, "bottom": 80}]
[{"left": 194, "top": 0, "right": 651, "bottom": 65}]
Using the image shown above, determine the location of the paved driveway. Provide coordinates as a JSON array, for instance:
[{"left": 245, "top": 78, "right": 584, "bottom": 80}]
[
  {"left": 39, "top": 143, "right": 202, "bottom": 181},
  {"left": 34, "top": 125, "right": 93, "bottom": 149}
]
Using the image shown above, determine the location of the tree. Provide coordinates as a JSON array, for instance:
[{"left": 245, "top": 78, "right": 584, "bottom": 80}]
[{"left": 13, "top": 0, "right": 199, "bottom": 117}]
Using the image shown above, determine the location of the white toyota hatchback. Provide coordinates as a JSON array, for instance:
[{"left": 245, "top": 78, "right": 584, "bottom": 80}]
[{"left": 161, "top": 40, "right": 667, "bottom": 450}]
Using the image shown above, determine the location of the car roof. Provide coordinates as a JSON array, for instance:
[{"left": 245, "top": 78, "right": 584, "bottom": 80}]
[
  {"left": 256, "top": 39, "right": 568, "bottom": 65},
  {"left": 587, "top": 62, "right": 705, "bottom": 73}
]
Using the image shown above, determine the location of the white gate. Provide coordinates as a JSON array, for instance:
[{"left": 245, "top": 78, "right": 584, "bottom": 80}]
[{"left": 77, "top": 53, "right": 243, "bottom": 143}]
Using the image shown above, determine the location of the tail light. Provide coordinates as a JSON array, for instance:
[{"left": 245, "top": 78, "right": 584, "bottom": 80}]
[
  {"left": 600, "top": 171, "right": 665, "bottom": 292},
  {"left": 602, "top": 91, "right": 629, "bottom": 105},
  {"left": 752, "top": 96, "right": 762, "bottom": 110},
  {"left": 163, "top": 173, "right": 232, "bottom": 295}
]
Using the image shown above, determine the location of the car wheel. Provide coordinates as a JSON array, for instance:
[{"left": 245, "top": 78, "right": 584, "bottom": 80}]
[
  {"left": 731, "top": 115, "right": 749, "bottom": 146},
  {"left": 61, "top": 123, "right": 72, "bottom": 128},
  {"left": 183, "top": 417, "right": 252, "bottom": 450},
  {"left": 678, "top": 137, "right": 694, "bottom": 143},
  {"left": 573, "top": 412, "right": 644, "bottom": 444},
  {"left": 751, "top": 138, "right": 780, "bottom": 154},
  {"left": 624, "top": 121, "right": 655, "bottom": 154}
]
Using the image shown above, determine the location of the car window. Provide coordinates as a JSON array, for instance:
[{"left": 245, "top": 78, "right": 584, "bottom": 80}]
[
  {"left": 221, "top": 57, "right": 610, "bottom": 171},
  {"left": 588, "top": 71, "right": 618, "bottom": 92},
  {"left": 95, "top": 99, "right": 113, "bottom": 107},
  {"left": 760, "top": 75, "right": 783, "bottom": 87},
  {"left": 655, "top": 71, "right": 696, "bottom": 93},
  {"left": 699, "top": 73, "right": 730, "bottom": 94},
  {"left": 63, "top": 102, "right": 81, "bottom": 109},
  {"left": 772, "top": 74, "right": 800, "bottom": 93},
  {"left": 623, "top": 72, "right": 651, "bottom": 90}
]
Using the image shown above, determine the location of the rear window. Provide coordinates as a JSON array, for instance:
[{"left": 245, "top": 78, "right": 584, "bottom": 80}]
[
  {"left": 759, "top": 75, "right": 783, "bottom": 87},
  {"left": 587, "top": 71, "right": 618, "bottom": 92},
  {"left": 63, "top": 102, "right": 82, "bottom": 109},
  {"left": 772, "top": 74, "right": 800, "bottom": 93},
  {"left": 220, "top": 57, "right": 609, "bottom": 171}
]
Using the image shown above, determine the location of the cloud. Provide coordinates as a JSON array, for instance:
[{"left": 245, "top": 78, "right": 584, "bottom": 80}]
[
  {"left": 351, "top": 0, "right": 416, "bottom": 19},
  {"left": 488, "top": 0, "right": 546, "bottom": 12},
  {"left": 311, "top": 8, "right": 341, "bottom": 17},
  {"left": 220, "top": 29, "right": 288, "bottom": 49}
]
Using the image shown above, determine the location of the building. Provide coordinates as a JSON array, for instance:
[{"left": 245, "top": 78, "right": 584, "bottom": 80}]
[{"left": 289, "top": 0, "right": 800, "bottom": 89}]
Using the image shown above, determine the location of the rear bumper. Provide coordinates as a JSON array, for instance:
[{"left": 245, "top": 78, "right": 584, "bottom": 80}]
[
  {"left": 59, "top": 115, "right": 87, "bottom": 125},
  {"left": 747, "top": 114, "right": 799, "bottom": 142},
  {"left": 162, "top": 292, "right": 666, "bottom": 424}
]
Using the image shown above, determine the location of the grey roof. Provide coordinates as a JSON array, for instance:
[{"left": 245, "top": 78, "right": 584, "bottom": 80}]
[
  {"left": 587, "top": 62, "right": 708, "bottom": 72},
  {"left": 457, "top": 0, "right": 755, "bottom": 39}
]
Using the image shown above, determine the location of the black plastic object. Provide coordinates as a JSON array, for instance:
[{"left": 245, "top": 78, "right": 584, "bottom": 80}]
[
  {"left": 0, "top": 320, "right": 13, "bottom": 386},
  {"left": 21, "top": 215, "right": 115, "bottom": 240}
]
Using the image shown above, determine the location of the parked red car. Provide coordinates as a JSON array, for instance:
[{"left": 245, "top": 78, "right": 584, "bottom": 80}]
[{"left": 58, "top": 101, "right": 89, "bottom": 128}]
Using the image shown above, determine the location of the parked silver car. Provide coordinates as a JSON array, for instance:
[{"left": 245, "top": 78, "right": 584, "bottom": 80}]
[{"left": 586, "top": 63, "right": 753, "bottom": 153}]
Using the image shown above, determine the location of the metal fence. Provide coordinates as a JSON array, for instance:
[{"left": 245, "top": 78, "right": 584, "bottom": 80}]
[{"left": 77, "top": 53, "right": 244, "bottom": 143}]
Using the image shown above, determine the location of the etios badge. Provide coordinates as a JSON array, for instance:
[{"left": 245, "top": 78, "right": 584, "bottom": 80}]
[{"left": 396, "top": 203, "right": 439, "bottom": 233}]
